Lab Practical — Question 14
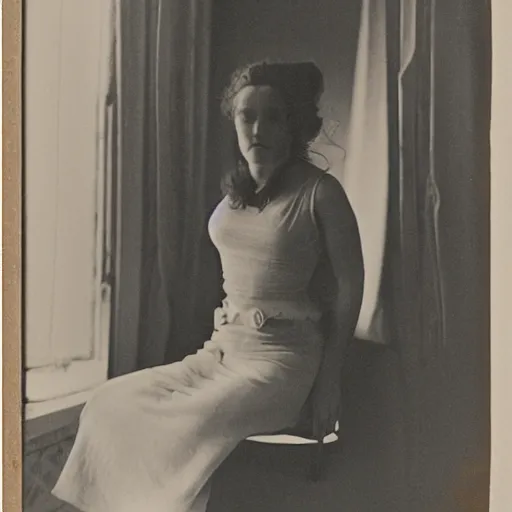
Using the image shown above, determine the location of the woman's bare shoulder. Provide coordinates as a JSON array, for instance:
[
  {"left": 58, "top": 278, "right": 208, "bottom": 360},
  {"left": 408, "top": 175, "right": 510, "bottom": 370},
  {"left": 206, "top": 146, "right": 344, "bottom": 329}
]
[
  {"left": 292, "top": 159, "right": 352, "bottom": 211},
  {"left": 313, "top": 172, "right": 357, "bottom": 229},
  {"left": 315, "top": 172, "right": 350, "bottom": 206}
]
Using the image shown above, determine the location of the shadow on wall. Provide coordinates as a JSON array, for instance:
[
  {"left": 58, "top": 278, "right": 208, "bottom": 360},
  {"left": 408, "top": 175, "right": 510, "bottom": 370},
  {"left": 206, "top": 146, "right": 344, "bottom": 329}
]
[{"left": 207, "top": 0, "right": 362, "bottom": 197}]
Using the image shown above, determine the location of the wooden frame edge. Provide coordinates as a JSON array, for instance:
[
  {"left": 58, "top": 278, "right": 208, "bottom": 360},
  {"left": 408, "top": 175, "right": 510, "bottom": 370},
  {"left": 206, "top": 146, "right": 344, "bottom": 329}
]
[{"left": 3, "top": 0, "right": 23, "bottom": 511}]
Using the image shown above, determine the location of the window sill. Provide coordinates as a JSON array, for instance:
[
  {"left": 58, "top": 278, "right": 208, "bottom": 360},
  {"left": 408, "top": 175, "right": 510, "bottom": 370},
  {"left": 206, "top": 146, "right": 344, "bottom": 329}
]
[{"left": 24, "top": 388, "right": 93, "bottom": 421}]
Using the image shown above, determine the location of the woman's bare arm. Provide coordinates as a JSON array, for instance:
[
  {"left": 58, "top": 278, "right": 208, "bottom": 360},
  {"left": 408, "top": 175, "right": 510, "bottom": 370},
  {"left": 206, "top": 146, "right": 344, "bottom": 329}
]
[{"left": 312, "top": 172, "right": 365, "bottom": 436}]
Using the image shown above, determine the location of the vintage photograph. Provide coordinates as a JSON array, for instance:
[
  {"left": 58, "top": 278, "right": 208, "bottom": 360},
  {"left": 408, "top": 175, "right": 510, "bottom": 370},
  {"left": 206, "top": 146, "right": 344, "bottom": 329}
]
[{"left": 20, "top": 1, "right": 492, "bottom": 511}]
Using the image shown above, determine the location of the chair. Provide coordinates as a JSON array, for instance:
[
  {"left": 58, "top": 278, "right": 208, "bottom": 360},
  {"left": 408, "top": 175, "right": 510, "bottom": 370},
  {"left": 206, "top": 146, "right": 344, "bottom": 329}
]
[
  {"left": 244, "top": 338, "right": 386, "bottom": 481},
  {"left": 246, "top": 422, "right": 341, "bottom": 482},
  {"left": 245, "top": 381, "right": 342, "bottom": 482}
]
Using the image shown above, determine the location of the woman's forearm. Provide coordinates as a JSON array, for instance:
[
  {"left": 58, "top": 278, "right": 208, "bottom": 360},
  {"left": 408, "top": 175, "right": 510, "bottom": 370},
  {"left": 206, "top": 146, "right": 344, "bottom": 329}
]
[{"left": 322, "top": 282, "right": 363, "bottom": 371}]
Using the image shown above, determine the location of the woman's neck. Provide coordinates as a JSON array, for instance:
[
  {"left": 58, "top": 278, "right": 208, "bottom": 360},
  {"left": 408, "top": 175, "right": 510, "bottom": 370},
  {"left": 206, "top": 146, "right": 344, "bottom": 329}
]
[{"left": 249, "top": 156, "right": 292, "bottom": 192}]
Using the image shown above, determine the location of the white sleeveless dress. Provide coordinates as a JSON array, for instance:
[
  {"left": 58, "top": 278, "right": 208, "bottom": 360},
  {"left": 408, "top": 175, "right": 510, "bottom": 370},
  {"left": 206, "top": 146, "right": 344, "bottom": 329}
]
[{"left": 52, "top": 162, "right": 333, "bottom": 512}]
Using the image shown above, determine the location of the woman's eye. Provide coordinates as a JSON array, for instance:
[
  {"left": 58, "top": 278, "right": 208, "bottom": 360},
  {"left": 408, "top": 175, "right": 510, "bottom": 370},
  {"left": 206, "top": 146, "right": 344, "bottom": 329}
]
[{"left": 237, "top": 110, "right": 255, "bottom": 124}]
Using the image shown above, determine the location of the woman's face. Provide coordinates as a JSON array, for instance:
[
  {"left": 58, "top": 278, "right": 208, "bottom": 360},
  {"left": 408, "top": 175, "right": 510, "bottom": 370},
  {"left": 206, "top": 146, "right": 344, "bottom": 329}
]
[{"left": 232, "top": 85, "right": 292, "bottom": 168}]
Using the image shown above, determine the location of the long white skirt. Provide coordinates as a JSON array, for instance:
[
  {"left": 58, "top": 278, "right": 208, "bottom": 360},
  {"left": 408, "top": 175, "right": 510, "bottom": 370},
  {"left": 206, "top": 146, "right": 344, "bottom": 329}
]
[{"left": 52, "top": 318, "right": 324, "bottom": 512}]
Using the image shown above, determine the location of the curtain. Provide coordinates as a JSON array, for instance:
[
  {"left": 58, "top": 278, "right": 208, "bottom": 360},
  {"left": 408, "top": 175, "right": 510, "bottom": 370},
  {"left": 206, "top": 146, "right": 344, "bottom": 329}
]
[
  {"left": 383, "top": 0, "right": 491, "bottom": 508},
  {"left": 348, "top": 0, "right": 447, "bottom": 356},
  {"left": 342, "top": 0, "right": 390, "bottom": 344},
  {"left": 390, "top": 0, "right": 446, "bottom": 360},
  {"left": 381, "top": 0, "right": 426, "bottom": 501},
  {"left": 382, "top": 0, "right": 441, "bottom": 501},
  {"left": 110, "top": 0, "right": 213, "bottom": 375}
]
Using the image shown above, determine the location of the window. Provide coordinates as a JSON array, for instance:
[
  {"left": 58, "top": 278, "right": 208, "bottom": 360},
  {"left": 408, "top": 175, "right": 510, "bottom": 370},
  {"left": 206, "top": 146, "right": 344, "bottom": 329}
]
[{"left": 24, "top": 0, "right": 114, "bottom": 419}]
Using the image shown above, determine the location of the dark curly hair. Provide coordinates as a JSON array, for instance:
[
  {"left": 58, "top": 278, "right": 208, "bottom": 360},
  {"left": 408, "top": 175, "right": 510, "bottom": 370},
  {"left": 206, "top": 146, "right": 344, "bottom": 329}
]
[{"left": 220, "top": 60, "right": 325, "bottom": 209}]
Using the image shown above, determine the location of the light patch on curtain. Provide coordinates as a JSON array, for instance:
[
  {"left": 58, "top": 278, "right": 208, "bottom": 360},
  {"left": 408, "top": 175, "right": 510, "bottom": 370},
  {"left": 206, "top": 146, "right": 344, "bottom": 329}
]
[
  {"left": 308, "top": 106, "right": 387, "bottom": 345},
  {"left": 308, "top": 0, "right": 389, "bottom": 345}
]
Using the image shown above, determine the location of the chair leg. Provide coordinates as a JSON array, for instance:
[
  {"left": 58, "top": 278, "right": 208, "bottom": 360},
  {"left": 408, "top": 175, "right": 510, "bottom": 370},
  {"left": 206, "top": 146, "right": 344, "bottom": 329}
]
[{"left": 309, "top": 439, "right": 324, "bottom": 482}]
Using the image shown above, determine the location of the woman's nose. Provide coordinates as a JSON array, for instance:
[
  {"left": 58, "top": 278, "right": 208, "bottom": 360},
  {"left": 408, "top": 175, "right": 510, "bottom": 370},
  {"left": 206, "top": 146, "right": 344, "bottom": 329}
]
[{"left": 252, "top": 119, "right": 265, "bottom": 137}]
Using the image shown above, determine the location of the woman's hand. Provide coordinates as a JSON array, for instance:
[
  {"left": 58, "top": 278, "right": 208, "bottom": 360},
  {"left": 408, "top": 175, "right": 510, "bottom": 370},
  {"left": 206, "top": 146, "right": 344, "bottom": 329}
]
[{"left": 311, "top": 361, "right": 342, "bottom": 441}]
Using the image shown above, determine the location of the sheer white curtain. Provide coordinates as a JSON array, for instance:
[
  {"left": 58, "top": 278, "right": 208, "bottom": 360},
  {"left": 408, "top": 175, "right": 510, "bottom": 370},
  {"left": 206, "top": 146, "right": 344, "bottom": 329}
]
[
  {"left": 336, "top": 0, "right": 422, "bottom": 346},
  {"left": 339, "top": 0, "right": 390, "bottom": 343}
]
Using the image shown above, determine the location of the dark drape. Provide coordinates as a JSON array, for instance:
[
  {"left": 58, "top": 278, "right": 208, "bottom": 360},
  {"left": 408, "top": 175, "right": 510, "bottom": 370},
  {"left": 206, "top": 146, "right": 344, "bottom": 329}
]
[
  {"left": 110, "top": 0, "right": 213, "bottom": 375},
  {"left": 381, "top": 0, "right": 446, "bottom": 365},
  {"left": 382, "top": 0, "right": 491, "bottom": 509}
]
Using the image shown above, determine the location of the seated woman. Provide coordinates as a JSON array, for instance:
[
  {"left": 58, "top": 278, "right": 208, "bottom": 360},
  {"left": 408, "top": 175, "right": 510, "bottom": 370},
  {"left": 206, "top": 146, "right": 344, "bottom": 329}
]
[{"left": 52, "top": 60, "right": 365, "bottom": 512}]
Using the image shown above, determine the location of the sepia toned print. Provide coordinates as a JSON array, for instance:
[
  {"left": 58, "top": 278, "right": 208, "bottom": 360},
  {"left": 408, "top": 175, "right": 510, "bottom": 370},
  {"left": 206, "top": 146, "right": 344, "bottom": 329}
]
[{"left": 9, "top": 0, "right": 504, "bottom": 511}]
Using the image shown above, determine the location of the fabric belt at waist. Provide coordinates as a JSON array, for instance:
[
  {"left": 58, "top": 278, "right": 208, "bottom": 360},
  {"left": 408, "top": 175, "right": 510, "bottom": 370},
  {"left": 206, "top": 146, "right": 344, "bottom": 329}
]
[{"left": 214, "top": 298, "right": 321, "bottom": 331}]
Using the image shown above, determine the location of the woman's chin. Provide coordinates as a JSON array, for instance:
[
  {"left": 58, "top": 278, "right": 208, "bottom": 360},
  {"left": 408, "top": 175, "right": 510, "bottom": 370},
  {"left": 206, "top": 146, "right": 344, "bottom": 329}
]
[
  {"left": 246, "top": 157, "right": 272, "bottom": 167},
  {"left": 245, "top": 153, "right": 282, "bottom": 168}
]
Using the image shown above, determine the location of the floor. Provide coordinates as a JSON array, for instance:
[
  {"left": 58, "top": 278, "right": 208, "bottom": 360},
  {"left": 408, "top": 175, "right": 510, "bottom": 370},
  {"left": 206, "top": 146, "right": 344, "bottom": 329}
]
[
  {"left": 23, "top": 343, "right": 412, "bottom": 512},
  {"left": 23, "top": 423, "right": 80, "bottom": 512}
]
